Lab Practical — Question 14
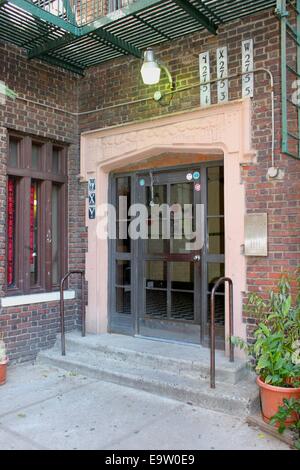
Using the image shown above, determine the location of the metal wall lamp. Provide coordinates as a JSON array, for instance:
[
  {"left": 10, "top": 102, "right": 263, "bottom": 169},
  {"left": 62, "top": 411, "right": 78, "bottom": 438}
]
[{"left": 140, "top": 48, "right": 176, "bottom": 105}]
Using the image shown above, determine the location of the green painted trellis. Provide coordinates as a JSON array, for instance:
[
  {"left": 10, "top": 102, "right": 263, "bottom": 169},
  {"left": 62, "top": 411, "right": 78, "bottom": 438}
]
[
  {"left": 276, "top": 0, "right": 300, "bottom": 159},
  {"left": 0, "top": 0, "right": 277, "bottom": 75}
]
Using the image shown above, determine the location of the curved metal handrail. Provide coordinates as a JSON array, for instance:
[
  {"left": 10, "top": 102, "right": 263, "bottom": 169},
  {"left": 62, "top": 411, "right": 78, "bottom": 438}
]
[
  {"left": 60, "top": 270, "right": 86, "bottom": 356},
  {"left": 210, "top": 277, "right": 234, "bottom": 389}
]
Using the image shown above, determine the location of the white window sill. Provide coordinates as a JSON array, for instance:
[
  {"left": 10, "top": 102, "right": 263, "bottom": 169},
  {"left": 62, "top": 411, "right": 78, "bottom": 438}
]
[{"left": 1, "top": 290, "right": 76, "bottom": 307}]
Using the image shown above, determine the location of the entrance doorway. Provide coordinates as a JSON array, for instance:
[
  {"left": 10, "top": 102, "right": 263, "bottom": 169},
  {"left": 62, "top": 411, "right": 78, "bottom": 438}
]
[{"left": 109, "top": 162, "right": 225, "bottom": 348}]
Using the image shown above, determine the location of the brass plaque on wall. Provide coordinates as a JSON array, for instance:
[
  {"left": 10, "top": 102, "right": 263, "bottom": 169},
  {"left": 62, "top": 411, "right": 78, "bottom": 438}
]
[{"left": 244, "top": 213, "right": 268, "bottom": 256}]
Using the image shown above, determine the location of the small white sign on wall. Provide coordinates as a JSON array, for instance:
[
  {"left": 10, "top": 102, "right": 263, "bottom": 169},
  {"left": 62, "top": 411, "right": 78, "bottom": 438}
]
[
  {"left": 216, "top": 46, "right": 229, "bottom": 103},
  {"left": 199, "top": 51, "right": 211, "bottom": 107},
  {"left": 242, "top": 39, "right": 254, "bottom": 98}
]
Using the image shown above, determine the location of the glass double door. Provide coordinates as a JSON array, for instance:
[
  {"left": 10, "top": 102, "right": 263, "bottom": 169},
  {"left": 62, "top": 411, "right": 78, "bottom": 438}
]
[
  {"left": 136, "top": 170, "right": 202, "bottom": 343},
  {"left": 110, "top": 164, "right": 225, "bottom": 348}
]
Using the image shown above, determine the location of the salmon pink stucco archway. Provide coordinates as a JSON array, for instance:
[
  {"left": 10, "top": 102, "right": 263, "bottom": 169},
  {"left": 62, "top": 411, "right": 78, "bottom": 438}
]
[{"left": 80, "top": 99, "right": 255, "bottom": 353}]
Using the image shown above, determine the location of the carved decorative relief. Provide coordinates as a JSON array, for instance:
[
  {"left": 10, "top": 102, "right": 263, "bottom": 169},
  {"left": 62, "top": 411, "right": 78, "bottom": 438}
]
[
  {"left": 81, "top": 100, "right": 254, "bottom": 177},
  {"left": 100, "top": 114, "right": 227, "bottom": 162}
]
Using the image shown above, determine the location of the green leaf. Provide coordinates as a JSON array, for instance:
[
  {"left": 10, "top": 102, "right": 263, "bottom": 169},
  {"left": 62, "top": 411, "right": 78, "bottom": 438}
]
[
  {"left": 264, "top": 375, "right": 273, "bottom": 384},
  {"left": 294, "top": 440, "right": 300, "bottom": 450},
  {"left": 278, "top": 423, "right": 286, "bottom": 434},
  {"left": 257, "top": 356, "right": 270, "bottom": 370},
  {"left": 258, "top": 323, "right": 270, "bottom": 337}
]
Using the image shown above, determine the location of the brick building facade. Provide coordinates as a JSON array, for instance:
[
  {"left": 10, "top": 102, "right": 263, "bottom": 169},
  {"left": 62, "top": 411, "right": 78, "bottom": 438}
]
[
  {"left": 0, "top": 45, "right": 85, "bottom": 362},
  {"left": 0, "top": 2, "right": 299, "bottom": 362}
]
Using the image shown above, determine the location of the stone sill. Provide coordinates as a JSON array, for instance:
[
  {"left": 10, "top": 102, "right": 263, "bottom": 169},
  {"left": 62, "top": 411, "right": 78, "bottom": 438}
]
[{"left": 1, "top": 290, "right": 76, "bottom": 307}]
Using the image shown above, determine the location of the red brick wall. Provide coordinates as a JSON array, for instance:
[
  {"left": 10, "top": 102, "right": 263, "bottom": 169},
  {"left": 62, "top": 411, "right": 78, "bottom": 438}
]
[
  {"left": 78, "top": 8, "right": 300, "bottom": 342},
  {"left": 0, "top": 301, "right": 81, "bottom": 363},
  {"left": 0, "top": 44, "right": 87, "bottom": 362}
]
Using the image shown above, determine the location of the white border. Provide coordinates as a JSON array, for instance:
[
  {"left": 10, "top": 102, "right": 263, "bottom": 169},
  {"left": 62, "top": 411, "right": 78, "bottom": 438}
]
[{"left": 1, "top": 290, "right": 76, "bottom": 307}]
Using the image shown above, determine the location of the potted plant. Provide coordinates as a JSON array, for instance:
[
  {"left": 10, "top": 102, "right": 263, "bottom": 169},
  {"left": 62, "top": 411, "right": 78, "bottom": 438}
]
[
  {"left": 231, "top": 275, "right": 300, "bottom": 424},
  {"left": 0, "top": 334, "right": 8, "bottom": 385},
  {"left": 270, "top": 398, "right": 300, "bottom": 450}
]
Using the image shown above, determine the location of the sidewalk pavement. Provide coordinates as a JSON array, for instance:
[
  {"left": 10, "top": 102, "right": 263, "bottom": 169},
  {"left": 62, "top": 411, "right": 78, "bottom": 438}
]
[{"left": 0, "top": 363, "right": 289, "bottom": 450}]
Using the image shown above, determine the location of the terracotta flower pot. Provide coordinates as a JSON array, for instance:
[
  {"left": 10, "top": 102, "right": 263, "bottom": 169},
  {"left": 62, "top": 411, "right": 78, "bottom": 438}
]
[
  {"left": 257, "top": 376, "right": 300, "bottom": 425},
  {"left": 0, "top": 358, "right": 8, "bottom": 385}
]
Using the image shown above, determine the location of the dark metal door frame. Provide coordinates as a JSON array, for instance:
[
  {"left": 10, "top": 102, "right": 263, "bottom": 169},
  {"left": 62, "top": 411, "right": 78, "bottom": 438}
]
[{"left": 108, "top": 161, "right": 224, "bottom": 347}]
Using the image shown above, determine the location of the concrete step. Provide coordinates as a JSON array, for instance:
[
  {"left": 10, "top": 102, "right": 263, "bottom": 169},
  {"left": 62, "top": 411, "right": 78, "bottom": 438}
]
[
  {"left": 52, "top": 331, "right": 249, "bottom": 385},
  {"left": 37, "top": 332, "right": 258, "bottom": 417}
]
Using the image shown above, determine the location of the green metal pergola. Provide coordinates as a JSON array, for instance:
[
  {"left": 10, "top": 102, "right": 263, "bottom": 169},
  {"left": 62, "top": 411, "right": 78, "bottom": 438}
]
[{"left": 0, "top": 0, "right": 277, "bottom": 75}]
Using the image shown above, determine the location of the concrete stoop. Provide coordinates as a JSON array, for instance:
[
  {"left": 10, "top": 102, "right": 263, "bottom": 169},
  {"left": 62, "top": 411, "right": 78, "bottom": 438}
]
[{"left": 37, "top": 331, "right": 258, "bottom": 417}]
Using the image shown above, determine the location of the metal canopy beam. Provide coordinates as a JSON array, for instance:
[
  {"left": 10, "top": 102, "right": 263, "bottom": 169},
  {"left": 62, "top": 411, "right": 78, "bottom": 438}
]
[
  {"left": 27, "top": 0, "right": 155, "bottom": 59},
  {"left": 21, "top": 24, "right": 62, "bottom": 48},
  {"left": 91, "top": 28, "right": 143, "bottom": 58},
  {"left": 132, "top": 13, "right": 172, "bottom": 41},
  {"left": 28, "top": 0, "right": 213, "bottom": 61},
  {"left": 193, "top": 0, "right": 224, "bottom": 24},
  {"left": 29, "top": 25, "right": 142, "bottom": 60},
  {"left": 172, "top": 0, "right": 218, "bottom": 35},
  {"left": 41, "top": 54, "right": 85, "bottom": 75},
  {"left": 28, "top": 33, "right": 78, "bottom": 59},
  {"left": 2, "top": 0, "right": 278, "bottom": 74},
  {"left": 80, "top": 0, "right": 165, "bottom": 36}
]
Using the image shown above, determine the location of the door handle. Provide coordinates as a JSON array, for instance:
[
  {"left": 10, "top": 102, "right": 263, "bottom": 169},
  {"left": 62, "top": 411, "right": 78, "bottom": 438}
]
[
  {"left": 193, "top": 255, "right": 201, "bottom": 262},
  {"left": 46, "top": 229, "right": 52, "bottom": 244}
]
